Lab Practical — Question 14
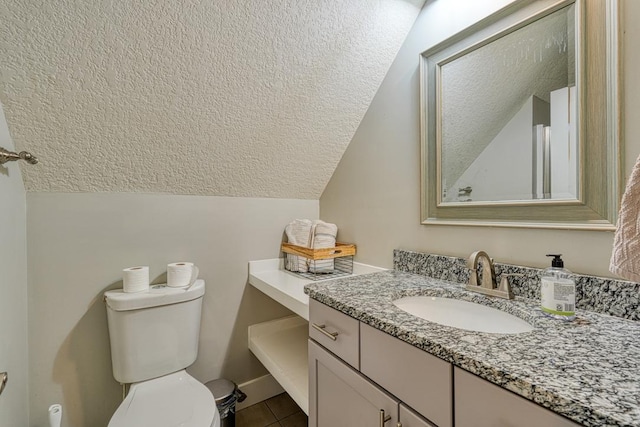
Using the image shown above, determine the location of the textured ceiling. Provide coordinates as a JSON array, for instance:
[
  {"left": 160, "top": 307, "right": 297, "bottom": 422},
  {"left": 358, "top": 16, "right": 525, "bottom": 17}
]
[{"left": 0, "top": 0, "right": 424, "bottom": 198}]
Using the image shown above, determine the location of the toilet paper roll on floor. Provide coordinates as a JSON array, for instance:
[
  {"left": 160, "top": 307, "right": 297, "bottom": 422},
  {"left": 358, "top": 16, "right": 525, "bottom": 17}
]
[
  {"left": 49, "top": 404, "right": 62, "bottom": 427},
  {"left": 122, "top": 266, "right": 150, "bottom": 293},
  {"left": 167, "top": 262, "right": 199, "bottom": 288}
]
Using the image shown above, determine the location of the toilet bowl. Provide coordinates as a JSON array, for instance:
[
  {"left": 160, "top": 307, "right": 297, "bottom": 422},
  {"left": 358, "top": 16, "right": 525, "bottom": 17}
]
[{"left": 108, "top": 370, "right": 220, "bottom": 427}]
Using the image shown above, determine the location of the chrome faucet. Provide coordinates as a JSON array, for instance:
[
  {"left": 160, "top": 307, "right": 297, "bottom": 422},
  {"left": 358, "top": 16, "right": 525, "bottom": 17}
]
[
  {"left": 467, "top": 251, "right": 496, "bottom": 289},
  {"left": 466, "top": 251, "right": 515, "bottom": 300}
]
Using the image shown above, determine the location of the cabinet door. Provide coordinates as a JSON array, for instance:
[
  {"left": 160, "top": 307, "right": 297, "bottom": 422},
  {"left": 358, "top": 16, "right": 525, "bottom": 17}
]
[
  {"left": 454, "top": 368, "right": 582, "bottom": 427},
  {"left": 309, "top": 340, "right": 399, "bottom": 427},
  {"left": 361, "top": 323, "right": 452, "bottom": 427},
  {"left": 400, "top": 404, "right": 436, "bottom": 427}
]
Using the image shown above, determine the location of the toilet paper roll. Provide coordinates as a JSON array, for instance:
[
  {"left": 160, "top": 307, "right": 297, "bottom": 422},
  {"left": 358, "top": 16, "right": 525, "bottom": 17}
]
[
  {"left": 48, "top": 404, "right": 62, "bottom": 427},
  {"left": 122, "top": 266, "right": 150, "bottom": 293},
  {"left": 167, "top": 262, "right": 199, "bottom": 288}
]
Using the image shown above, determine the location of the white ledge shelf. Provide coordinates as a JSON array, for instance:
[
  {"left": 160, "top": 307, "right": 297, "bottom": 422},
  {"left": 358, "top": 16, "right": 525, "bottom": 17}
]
[
  {"left": 248, "top": 316, "right": 309, "bottom": 414},
  {"left": 247, "top": 258, "right": 385, "bottom": 415},
  {"left": 249, "top": 258, "right": 385, "bottom": 320}
]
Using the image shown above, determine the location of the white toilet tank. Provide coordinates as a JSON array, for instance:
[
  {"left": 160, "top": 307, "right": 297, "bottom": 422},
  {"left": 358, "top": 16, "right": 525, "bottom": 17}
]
[{"left": 104, "top": 280, "right": 206, "bottom": 384}]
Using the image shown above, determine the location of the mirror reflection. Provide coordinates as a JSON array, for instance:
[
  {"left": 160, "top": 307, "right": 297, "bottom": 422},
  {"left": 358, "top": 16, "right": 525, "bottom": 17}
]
[{"left": 439, "top": 4, "right": 577, "bottom": 204}]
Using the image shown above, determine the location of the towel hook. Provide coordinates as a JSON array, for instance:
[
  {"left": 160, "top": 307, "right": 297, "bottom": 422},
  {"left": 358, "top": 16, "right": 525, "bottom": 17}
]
[
  {"left": 0, "top": 372, "right": 7, "bottom": 397},
  {"left": 0, "top": 147, "right": 38, "bottom": 165}
]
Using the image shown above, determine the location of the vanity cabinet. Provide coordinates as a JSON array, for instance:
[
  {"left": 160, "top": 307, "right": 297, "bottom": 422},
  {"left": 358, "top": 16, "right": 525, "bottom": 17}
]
[
  {"left": 309, "top": 300, "right": 584, "bottom": 427},
  {"left": 454, "top": 367, "right": 581, "bottom": 427},
  {"left": 309, "top": 301, "right": 441, "bottom": 427}
]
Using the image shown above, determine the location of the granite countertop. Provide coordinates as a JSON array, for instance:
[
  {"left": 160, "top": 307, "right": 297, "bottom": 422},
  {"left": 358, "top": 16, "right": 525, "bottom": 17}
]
[{"left": 304, "top": 270, "right": 640, "bottom": 427}]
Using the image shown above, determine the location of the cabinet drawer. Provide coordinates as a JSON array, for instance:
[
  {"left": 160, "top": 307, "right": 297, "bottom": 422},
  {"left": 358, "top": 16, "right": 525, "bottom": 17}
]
[
  {"left": 454, "top": 367, "right": 581, "bottom": 427},
  {"left": 360, "top": 323, "right": 452, "bottom": 427},
  {"left": 309, "top": 299, "right": 359, "bottom": 369}
]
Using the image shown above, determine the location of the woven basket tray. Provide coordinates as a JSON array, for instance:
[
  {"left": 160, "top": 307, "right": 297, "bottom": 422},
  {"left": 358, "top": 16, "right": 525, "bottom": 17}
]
[{"left": 280, "top": 242, "right": 356, "bottom": 260}]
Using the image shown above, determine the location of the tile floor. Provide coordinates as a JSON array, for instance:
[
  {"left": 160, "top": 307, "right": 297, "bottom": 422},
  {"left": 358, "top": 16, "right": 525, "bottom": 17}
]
[{"left": 236, "top": 393, "right": 307, "bottom": 427}]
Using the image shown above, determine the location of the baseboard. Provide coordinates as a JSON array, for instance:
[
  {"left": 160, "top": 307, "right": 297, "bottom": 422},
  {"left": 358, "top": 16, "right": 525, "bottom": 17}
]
[{"left": 236, "top": 374, "right": 285, "bottom": 411}]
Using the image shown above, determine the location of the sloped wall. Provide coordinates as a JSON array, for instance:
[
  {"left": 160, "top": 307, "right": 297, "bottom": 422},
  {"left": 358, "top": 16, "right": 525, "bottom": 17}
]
[
  {"left": 320, "top": 0, "right": 639, "bottom": 278},
  {"left": 1, "top": 0, "right": 423, "bottom": 199}
]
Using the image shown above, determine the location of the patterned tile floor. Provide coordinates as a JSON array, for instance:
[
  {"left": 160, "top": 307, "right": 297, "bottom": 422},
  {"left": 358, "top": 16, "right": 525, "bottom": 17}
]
[{"left": 236, "top": 393, "right": 307, "bottom": 427}]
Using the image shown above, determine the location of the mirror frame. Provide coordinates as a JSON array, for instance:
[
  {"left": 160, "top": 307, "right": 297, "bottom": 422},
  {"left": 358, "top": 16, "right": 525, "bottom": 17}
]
[{"left": 420, "top": 0, "right": 622, "bottom": 230}]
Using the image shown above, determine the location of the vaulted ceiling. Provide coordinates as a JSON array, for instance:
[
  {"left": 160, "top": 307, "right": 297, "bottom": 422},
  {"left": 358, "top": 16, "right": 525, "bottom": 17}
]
[{"left": 1, "top": 0, "right": 424, "bottom": 198}]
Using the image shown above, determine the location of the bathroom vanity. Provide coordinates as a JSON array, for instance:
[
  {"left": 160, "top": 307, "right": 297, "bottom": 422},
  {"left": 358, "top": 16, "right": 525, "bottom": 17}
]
[
  {"left": 249, "top": 253, "right": 640, "bottom": 427},
  {"left": 306, "top": 269, "right": 640, "bottom": 427}
]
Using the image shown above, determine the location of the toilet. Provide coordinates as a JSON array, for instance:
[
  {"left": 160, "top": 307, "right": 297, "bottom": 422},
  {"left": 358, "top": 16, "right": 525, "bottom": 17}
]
[{"left": 104, "top": 280, "right": 220, "bottom": 427}]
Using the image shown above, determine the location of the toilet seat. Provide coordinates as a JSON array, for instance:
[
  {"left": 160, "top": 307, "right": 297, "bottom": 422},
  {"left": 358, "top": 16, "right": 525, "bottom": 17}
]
[{"left": 108, "top": 370, "right": 220, "bottom": 427}]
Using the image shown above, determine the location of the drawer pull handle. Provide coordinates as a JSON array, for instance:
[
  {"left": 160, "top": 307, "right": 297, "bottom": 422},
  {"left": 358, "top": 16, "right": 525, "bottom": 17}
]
[
  {"left": 379, "top": 409, "right": 391, "bottom": 427},
  {"left": 311, "top": 323, "right": 338, "bottom": 341}
]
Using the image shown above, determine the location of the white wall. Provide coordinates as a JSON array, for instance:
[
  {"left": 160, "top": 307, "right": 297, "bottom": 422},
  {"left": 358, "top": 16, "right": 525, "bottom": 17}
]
[
  {"left": 320, "top": 0, "right": 640, "bottom": 278},
  {"left": 0, "top": 103, "right": 29, "bottom": 425},
  {"left": 26, "top": 193, "right": 317, "bottom": 427}
]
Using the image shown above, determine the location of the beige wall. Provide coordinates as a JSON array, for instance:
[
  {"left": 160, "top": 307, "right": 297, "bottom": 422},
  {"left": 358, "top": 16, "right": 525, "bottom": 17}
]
[
  {"left": 26, "top": 193, "right": 317, "bottom": 427},
  {"left": 320, "top": 0, "right": 640, "bottom": 278},
  {"left": 0, "top": 105, "right": 29, "bottom": 425}
]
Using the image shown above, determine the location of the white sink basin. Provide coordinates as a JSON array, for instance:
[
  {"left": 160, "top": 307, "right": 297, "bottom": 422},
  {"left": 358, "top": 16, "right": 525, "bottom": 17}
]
[{"left": 393, "top": 296, "right": 534, "bottom": 334}]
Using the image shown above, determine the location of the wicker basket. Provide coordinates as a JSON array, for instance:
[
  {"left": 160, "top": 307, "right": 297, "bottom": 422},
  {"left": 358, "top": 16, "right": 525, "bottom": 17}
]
[{"left": 281, "top": 242, "right": 356, "bottom": 280}]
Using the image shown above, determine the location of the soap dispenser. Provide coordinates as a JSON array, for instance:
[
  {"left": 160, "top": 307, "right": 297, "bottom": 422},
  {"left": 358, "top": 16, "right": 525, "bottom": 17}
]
[{"left": 540, "top": 254, "right": 576, "bottom": 321}]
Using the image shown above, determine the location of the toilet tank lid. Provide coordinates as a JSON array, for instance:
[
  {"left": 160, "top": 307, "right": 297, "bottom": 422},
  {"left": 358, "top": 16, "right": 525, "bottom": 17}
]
[{"left": 105, "top": 280, "right": 205, "bottom": 311}]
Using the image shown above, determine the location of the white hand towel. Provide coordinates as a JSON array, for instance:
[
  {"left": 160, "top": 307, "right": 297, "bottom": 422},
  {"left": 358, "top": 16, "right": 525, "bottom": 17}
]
[
  {"left": 285, "top": 219, "right": 313, "bottom": 272},
  {"left": 610, "top": 153, "right": 640, "bottom": 281},
  {"left": 309, "top": 220, "right": 338, "bottom": 273}
]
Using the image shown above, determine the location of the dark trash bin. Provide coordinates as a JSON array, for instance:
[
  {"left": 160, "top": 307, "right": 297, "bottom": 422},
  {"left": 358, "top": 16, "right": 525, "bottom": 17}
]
[{"left": 205, "top": 379, "right": 247, "bottom": 427}]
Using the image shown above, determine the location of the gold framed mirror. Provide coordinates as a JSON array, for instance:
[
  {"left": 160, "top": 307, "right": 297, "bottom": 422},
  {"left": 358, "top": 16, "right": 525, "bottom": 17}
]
[{"left": 420, "top": 0, "right": 622, "bottom": 230}]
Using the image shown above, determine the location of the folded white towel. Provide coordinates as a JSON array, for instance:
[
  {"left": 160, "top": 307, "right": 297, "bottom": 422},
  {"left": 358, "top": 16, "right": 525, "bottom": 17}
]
[
  {"left": 285, "top": 219, "right": 313, "bottom": 272},
  {"left": 610, "top": 153, "right": 640, "bottom": 281},
  {"left": 309, "top": 220, "right": 338, "bottom": 273}
]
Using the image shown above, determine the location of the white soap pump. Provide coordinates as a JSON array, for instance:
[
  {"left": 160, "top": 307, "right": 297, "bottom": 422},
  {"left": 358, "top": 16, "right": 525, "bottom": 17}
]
[{"left": 540, "top": 254, "right": 576, "bottom": 321}]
